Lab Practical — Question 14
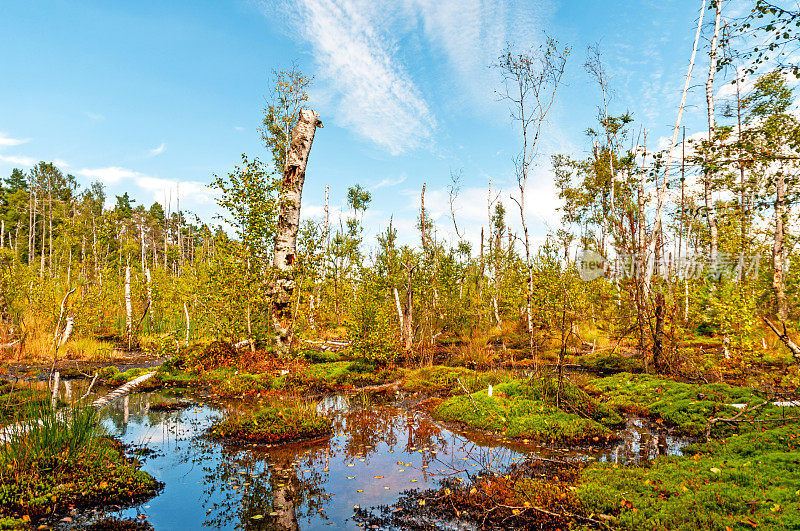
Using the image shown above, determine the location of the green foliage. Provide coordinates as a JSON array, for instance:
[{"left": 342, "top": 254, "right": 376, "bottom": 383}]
[
  {"left": 586, "top": 373, "right": 768, "bottom": 435},
  {"left": 434, "top": 388, "right": 613, "bottom": 444},
  {"left": 346, "top": 274, "right": 399, "bottom": 367},
  {"left": 209, "top": 402, "right": 330, "bottom": 444},
  {"left": 578, "top": 424, "right": 800, "bottom": 529},
  {"left": 210, "top": 155, "right": 277, "bottom": 262}
]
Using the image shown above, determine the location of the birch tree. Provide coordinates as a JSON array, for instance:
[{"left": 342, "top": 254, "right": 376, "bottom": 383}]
[
  {"left": 269, "top": 109, "right": 323, "bottom": 354},
  {"left": 496, "top": 37, "right": 569, "bottom": 365}
]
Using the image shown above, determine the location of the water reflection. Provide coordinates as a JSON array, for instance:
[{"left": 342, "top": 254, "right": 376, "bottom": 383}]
[{"left": 67, "top": 389, "right": 691, "bottom": 530}]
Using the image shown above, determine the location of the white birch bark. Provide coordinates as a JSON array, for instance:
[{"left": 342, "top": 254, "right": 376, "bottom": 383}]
[
  {"left": 270, "top": 109, "right": 322, "bottom": 354},
  {"left": 124, "top": 262, "right": 133, "bottom": 347},
  {"left": 646, "top": 0, "right": 706, "bottom": 289},
  {"left": 704, "top": 0, "right": 722, "bottom": 273}
]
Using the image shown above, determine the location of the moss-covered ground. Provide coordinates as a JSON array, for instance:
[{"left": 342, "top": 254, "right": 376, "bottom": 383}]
[
  {"left": 98, "top": 342, "right": 403, "bottom": 398},
  {"left": 578, "top": 423, "right": 800, "bottom": 529},
  {"left": 0, "top": 406, "right": 159, "bottom": 522},
  {"left": 433, "top": 377, "right": 624, "bottom": 444},
  {"left": 401, "top": 365, "right": 512, "bottom": 396},
  {"left": 585, "top": 372, "right": 787, "bottom": 436},
  {"left": 209, "top": 402, "right": 331, "bottom": 444}
]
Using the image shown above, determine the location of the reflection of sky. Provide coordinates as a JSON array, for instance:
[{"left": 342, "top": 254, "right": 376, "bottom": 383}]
[{"left": 90, "top": 390, "right": 690, "bottom": 530}]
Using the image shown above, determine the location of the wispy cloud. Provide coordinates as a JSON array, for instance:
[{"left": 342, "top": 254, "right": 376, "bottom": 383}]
[
  {"left": 371, "top": 175, "right": 406, "bottom": 190},
  {"left": 148, "top": 142, "right": 166, "bottom": 157},
  {"left": 267, "top": 0, "right": 551, "bottom": 154},
  {"left": 0, "top": 154, "right": 36, "bottom": 166},
  {"left": 85, "top": 111, "right": 105, "bottom": 122},
  {"left": 0, "top": 133, "right": 30, "bottom": 147},
  {"left": 273, "top": 0, "right": 436, "bottom": 154}
]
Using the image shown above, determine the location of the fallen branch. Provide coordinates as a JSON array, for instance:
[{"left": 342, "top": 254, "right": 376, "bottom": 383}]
[
  {"left": 705, "top": 399, "right": 769, "bottom": 441},
  {"left": 763, "top": 317, "right": 800, "bottom": 360},
  {"left": 457, "top": 378, "right": 481, "bottom": 413},
  {"left": 79, "top": 372, "right": 99, "bottom": 401},
  {"left": 92, "top": 371, "right": 157, "bottom": 409}
]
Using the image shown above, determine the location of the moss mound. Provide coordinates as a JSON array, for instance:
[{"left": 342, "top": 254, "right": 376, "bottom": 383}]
[
  {"left": 578, "top": 423, "right": 800, "bottom": 529},
  {"left": 0, "top": 436, "right": 158, "bottom": 520},
  {"left": 209, "top": 403, "right": 331, "bottom": 444},
  {"left": 586, "top": 372, "right": 774, "bottom": 435},
  {"left": 401, "top": 365, "right": 510, "bottom": 396}
]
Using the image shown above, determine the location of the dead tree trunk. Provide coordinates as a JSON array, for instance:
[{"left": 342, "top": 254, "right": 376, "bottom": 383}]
[
  {"left": 393, "top": 287, "right": 404, "bottom": 339},
  {"left": 403, "top": 265, "right": 416, "bottom": 352},
  {"left": 763, "top": 317, "right": 800, "bottom": 360},
  {"left": 144, "top": 267, "right": 154, "bottom": 329},
  {"left": 270, "top": 109, "right": 322, "bottom": 355},
  {"left": 653, "top": 292, "right": 666, "bottom": 372},
  {"left": 773, "top": 163, "right": 788, "bottom": 321},
  {"left": 704, "top": 0, "right": 721, "bottom": 274},
  {"left": 124, "top": 260, "right": 133, "bottom": 348}
]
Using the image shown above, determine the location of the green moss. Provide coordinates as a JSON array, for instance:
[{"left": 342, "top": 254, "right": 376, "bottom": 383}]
[
  {"left": 433, "top": 388, "right": 614, "bottom": 443},
  {"left": 209, "top": 403, "right": 331, "bottom": 444},
  {"left": 579, "top": 351, "right": 644, "bottom": 373},
  {"left": 0, "top": 406, "right": 159, "bottom": 519},
  {"left": 0, "top": 517, "right": 27, "bottom": 530},
  {"left": 401, "top": 366, "right": 511, "bottom": 396},
  {"left": 577, "top": 423, "right": 800, "bottom": 530},
  {"left": 497, "top": 378, "right": 625, "bottom": 428},
  {"left": 586, "top": 373, "right": 769, "bottom": 435},
  {"left": 302, "top": 350, "right": 342, "bottom": 364}
]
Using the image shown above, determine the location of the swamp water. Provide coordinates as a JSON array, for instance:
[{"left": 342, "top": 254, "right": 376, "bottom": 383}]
[{"left": 36, "top": 383, "right": 693, "bottom": 530}]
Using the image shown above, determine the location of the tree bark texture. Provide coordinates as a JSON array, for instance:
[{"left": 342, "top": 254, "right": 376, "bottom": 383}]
[
  {"left": 774, "top": 166, "right": 788, "bottom": 321},
  {"left": 270, "top": 109, "right": 322, "bottom": 354},
  {"left": 704, "top": 0, "right": 721, "bottom": 273}
]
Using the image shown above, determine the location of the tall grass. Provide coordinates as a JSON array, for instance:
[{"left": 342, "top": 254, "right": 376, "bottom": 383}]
[{"left": 0, "top": 400, "right": 108, "bottom": 480}]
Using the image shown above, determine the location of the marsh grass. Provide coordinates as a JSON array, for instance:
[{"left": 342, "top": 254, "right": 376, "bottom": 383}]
[{"left": 0, "top": 397, "right": 158, "bottom": 518}]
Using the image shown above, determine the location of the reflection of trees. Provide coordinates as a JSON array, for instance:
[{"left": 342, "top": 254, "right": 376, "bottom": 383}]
[
  {"left": 199, "top": 440, "right": 331, "bottom": 530},
  {"left": 337, "top": 405, "right": 399, "bottom": 460}
]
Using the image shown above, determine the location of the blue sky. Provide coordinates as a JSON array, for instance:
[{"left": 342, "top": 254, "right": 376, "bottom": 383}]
[{"left": 0, "top": 0, "right": 741, "bottom": 251}]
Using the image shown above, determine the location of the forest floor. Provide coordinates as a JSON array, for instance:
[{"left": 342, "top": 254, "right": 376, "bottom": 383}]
[{"left": 1, "top": 338, "right": 799, "bottom": 529}]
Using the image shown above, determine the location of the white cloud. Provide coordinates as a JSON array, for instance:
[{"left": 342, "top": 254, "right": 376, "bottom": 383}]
[
  {"left": 0, "top": 133, "right": 30, "bottom": 147},
  {"left": 0, "top": 154, "right": 36, "bottom": 166},
  {"left": 85, "top": 112, "right": 105, "bottom": 122},
  {"left": 75, "top": 166, "right": 142, "bottom": 184},
  {"left": 75, "top": 165, "right": 214, "bottom": 207},
  {"left": 234, "top": 126, "right": 245, "bottom": 131},
  {"left": 274, "top": 0, "right": 436, "bottom": 154},
  {"left": 148, "top": 142, "right": 166, "bottom": 157},
  {"left": 371, "top": 175, "right": 406, "bottom": 190},
  {"left": 135, "top": 176, "right": 215, "bottom": 206}
]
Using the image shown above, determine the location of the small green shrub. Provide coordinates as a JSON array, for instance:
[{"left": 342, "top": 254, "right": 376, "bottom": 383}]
[{"left": 209, "top": 402, "right": 331, "bottom": 443}]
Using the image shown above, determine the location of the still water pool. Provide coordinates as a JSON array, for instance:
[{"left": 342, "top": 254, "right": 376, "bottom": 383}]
[{"left": 67, "top": 388, "right": 690, "bottom": 530}]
